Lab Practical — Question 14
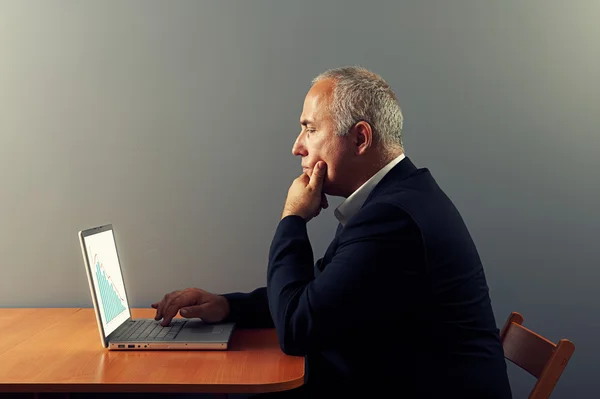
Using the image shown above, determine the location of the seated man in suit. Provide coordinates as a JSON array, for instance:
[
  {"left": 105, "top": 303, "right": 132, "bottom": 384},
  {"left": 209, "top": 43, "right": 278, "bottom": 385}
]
[{"left": 152, "top": 66, "right": 512, "bottom": 398}]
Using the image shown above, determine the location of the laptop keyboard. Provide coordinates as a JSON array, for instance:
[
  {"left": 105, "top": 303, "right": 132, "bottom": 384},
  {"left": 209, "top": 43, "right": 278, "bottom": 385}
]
[{"left": 113, "top": 319, "right": 187, "bottom": 341}]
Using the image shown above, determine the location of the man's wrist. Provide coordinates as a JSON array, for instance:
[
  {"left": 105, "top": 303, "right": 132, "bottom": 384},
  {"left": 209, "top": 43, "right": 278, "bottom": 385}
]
[
  {"left": 281, "top": 209, "right": 299, "bottom": 220},
  {"left": 219, "top": 295, "right": 230, "bottom": 319},
  {"left": 218, "top": 294, "right": 234, "bottom": 322}
]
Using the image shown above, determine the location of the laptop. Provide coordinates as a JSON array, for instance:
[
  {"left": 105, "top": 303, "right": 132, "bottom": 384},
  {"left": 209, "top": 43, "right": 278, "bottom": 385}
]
[{"left": 78, "top": 224, "right": 235, "bottom": 350}]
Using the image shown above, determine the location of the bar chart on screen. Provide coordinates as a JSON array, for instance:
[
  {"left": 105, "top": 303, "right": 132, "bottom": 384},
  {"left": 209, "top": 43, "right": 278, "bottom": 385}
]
[
  {"left": 94, "top": 254, "right": 126, "bottom": 323},
  {"left": 84, "top": 229, "right": 131, "bottom": 335}
]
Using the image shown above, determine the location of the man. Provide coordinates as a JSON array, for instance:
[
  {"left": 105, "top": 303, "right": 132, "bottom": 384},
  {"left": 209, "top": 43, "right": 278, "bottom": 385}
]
[{"left": 152, "top": 67, "right": 512, "bottom": 398}]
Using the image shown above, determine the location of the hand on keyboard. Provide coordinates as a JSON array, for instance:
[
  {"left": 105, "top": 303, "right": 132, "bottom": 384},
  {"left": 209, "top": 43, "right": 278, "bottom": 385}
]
[
  {"left": 151, "top": 287, "right": 230, "bottom": 327},
  {"left": 115, "top": 319, "right": 186, "bottom": 341}
]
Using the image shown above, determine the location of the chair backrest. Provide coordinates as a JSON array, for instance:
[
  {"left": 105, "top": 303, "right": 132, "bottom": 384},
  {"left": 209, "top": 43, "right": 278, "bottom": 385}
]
[{"left": 500, "top": 312, "right": 575, "bottom": 399}]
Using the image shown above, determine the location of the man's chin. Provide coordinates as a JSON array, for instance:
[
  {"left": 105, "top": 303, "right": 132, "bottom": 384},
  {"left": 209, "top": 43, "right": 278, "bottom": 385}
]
[{"left": 322, "top": 183, "right": 338, "bottom": 197}]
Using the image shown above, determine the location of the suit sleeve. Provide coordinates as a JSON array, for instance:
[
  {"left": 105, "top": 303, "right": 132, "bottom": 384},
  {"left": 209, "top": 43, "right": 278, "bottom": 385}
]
[
  {"left": 267, "top": 203, "right": 423, "bottom": 355},
  {"left": 221, "top": 287, "right": 274, "bottom": 328}
]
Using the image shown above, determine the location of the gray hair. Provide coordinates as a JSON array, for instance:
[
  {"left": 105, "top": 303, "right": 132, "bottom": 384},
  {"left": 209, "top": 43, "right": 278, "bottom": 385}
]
[{"left": 312, "top": 66, "right": 404, "bottom": 151}]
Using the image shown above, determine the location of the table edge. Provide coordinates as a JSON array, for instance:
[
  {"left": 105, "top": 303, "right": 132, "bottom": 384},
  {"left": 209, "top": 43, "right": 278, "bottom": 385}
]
[{"left": 0, "top": 377, "right": 305, "bottom": 394}]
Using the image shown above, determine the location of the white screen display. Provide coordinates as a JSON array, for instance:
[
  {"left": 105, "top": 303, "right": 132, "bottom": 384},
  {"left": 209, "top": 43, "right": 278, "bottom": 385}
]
[{"left": 84, "top": 229, "right": 131, "bottom": 336}]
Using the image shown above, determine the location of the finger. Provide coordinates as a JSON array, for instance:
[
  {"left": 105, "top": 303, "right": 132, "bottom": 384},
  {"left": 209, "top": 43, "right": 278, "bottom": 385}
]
[
  {"left": 160, "top": 307, "right": 177, "bottom": 326},
  {"left": 161, "top": 293, "right": 186, "bottom": 326},
  {"left": 309, "top": 161, "right": 327, "bottom": 190},
  {"left": 158, "top": 291, "right": 182, "bottom": 325},
  {"left": 156, "top": 291, "right": 178, "bottom": 320},
  {"left": 151, "top": 303, "right": 158, "bottom": 309},
  {"left": 292, "top": 174, "right": 308, "bottom": 187},
  {"left": 154, "top": 296, "right": 168, "bottom": 320},
  {"left": 180, "top": 303, "right": 210, "bottom": 319},
  {"left": 320, "top": 193, "right": 329, "bottom": 209}
]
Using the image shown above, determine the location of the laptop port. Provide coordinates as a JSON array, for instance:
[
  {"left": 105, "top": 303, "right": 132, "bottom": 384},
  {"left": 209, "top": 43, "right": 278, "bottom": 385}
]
[
  {"left": 118, "top": 345, "right": 125, "bottom": 348},
  {"left": 128, "top": 345, "right": 135, "bottom": 348}
]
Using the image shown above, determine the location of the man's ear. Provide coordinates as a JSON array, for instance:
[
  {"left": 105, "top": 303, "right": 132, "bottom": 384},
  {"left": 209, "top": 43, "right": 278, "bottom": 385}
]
[{"left": 352, "top": 121, "right": 373, "bottom": 155}]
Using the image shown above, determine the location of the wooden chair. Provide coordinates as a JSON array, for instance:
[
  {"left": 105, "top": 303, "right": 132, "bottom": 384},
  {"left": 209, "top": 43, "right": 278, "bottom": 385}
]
[{"left": 500, "top": 312, "right": 575, "bottom": 399}]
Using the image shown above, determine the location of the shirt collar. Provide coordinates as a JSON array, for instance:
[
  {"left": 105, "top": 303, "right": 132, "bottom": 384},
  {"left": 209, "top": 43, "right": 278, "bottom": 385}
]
[{"left": 334, "top": 153, "right": 406, "bottom": 226}]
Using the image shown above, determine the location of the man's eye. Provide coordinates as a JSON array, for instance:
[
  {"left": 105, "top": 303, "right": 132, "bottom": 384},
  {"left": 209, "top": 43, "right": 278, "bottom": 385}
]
[{"left": 306, "top": 129, "right": 315, "bottom": 134}]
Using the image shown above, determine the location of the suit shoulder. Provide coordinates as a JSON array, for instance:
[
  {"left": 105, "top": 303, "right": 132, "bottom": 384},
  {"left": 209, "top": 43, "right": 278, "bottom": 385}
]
[
  {"left": 354, "top": 200, "right": 411, "bottom": 222},
  {"left": 341, "top": 201, "right": 418, "bottom": 240}
]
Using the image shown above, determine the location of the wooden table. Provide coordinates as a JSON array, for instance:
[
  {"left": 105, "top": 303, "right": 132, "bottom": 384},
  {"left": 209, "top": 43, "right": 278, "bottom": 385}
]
[{"left": 0, "top": 308, "right": 304, "bottom": 395}]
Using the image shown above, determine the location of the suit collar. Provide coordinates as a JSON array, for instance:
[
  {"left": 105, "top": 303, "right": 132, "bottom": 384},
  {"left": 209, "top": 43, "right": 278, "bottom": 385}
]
[
  {"left": 361, "top": 155, "right": 418, "bottom": 207},
  {"left": 334, "top": 153, "right": 405, "bottom": 226},
  {"left": 333, "top": 156, "right": 417, "bottom": 237}
]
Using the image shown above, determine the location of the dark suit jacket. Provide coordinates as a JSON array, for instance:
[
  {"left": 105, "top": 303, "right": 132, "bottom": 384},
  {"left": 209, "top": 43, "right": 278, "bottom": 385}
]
[{"left": 224, "top": 157, "right": 512, "bottom": 398}]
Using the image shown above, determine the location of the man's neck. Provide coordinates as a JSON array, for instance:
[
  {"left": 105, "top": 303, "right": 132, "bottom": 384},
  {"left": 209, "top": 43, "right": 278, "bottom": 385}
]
[{"left": 345, "top": 150, "right": 404, "bottom": 197}]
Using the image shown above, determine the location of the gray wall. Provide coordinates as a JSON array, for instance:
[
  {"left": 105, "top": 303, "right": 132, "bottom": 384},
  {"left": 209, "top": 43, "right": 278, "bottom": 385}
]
[{"left": 1, "top": 1, "right": 598, "bottom": 397}]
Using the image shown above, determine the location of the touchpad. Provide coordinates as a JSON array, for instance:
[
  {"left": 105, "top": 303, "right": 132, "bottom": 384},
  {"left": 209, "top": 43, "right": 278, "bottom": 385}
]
[{"left": 185, "top": 320, "right": 223, "bottom": 334}]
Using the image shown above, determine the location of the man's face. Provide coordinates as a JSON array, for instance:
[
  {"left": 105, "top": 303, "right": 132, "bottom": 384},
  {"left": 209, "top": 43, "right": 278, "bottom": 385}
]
[{"left": 292, "top": 79, "right": 353, "bottom": 197}]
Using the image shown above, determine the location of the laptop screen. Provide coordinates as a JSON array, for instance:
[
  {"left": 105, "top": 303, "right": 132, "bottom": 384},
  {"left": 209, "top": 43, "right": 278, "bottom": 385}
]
[{"left": 82, "top": 228, "right": 131, "bottom": 337}]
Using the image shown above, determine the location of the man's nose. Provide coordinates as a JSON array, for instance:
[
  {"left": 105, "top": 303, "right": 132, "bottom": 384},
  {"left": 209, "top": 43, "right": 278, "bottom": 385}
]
[{"left": 292, "top": 135, "right": 306, "bottom": 157}]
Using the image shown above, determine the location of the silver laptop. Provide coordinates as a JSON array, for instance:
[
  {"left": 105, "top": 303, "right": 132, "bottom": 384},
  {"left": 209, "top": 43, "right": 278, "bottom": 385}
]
[{"left": 78, "top": 224, "right": 235, "bottom": 350}]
